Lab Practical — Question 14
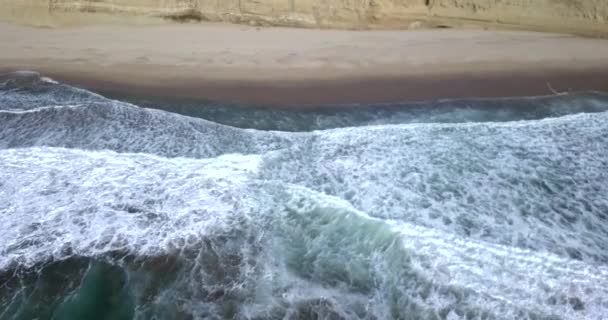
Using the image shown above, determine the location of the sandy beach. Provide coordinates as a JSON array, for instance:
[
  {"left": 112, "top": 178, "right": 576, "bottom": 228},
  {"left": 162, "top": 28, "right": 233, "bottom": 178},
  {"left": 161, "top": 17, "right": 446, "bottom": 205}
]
[{"left": 2, "top": 21, "right": 608, "bottom": 105}]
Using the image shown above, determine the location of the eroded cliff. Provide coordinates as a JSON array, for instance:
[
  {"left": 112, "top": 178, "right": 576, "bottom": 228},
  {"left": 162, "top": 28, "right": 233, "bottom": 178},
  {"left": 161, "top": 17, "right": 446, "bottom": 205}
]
[{"left": 1, "top": 0, "right": 606, "bottom": 35}]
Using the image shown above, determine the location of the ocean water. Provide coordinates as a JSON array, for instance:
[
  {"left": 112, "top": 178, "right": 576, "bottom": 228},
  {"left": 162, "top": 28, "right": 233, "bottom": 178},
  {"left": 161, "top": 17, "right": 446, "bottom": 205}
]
[{"left": 1, "top": 71, "right": 608, "bottom": 320}]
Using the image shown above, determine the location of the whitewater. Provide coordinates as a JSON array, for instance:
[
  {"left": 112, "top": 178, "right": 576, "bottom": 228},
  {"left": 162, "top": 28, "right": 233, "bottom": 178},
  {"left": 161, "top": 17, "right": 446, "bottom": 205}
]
[{"left": 1, "top": 71, "right": 607, "bottom": 320}]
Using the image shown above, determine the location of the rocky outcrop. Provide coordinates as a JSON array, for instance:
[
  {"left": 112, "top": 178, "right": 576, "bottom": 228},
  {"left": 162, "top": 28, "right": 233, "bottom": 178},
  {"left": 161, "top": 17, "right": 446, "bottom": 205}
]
[{"left": 1, "top": 0, "right": 607, "bottom": 35}]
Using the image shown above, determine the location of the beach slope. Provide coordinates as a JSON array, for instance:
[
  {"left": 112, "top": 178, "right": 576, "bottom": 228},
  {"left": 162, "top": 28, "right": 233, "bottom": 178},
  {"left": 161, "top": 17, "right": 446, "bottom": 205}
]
[{"left": 1, "top": 22, "right": 608, "bottom": 104}]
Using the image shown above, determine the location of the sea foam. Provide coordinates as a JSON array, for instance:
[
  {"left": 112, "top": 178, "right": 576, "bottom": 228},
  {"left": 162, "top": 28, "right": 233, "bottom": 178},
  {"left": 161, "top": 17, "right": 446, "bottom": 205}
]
[{"left": 1, "top": 72, "right": 607, "bottom": 319}]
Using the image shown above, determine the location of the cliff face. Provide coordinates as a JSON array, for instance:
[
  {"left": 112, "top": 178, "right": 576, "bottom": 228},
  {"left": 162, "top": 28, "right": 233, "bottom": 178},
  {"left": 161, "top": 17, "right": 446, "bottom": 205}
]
[
  {"left": 43, "top": 0, "right": 429, "bottom": 28},
  {"left": 1, "top": 0, "right": 607, "bottom": 35}
]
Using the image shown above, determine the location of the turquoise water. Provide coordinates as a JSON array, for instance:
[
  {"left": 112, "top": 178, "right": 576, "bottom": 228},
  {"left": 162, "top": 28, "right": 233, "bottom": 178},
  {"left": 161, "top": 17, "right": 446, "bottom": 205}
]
[{"left": 1, "top": 71, "right": 608, "bottom": 320}]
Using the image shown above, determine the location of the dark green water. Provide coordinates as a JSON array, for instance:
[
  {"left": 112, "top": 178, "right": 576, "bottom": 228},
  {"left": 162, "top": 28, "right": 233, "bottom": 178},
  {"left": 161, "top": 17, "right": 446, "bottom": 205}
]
[{"left": 1, "top": 259, "right": 133, "bottom": 320}]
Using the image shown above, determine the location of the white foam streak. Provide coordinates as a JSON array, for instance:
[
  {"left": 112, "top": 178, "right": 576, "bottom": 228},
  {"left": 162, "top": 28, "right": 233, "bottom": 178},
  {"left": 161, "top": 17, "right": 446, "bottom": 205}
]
[
  {"left": 0, "top": 147, "right": 262, "bottom": 270},
  {"left": 0, "top": 104, "right": 84, "bottom": 114},
  {"left": 391, "top": 220, "right": 608, "bottom": 318}
]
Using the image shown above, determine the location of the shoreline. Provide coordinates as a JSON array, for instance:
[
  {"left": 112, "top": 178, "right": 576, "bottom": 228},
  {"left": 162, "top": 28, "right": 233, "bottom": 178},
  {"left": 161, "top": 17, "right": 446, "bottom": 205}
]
[
  {"left": 3, "top": 65, "right": 608, "bottom": 106},
  {"left": 2, "top": 22, "right": 608, "bottom": 105}
]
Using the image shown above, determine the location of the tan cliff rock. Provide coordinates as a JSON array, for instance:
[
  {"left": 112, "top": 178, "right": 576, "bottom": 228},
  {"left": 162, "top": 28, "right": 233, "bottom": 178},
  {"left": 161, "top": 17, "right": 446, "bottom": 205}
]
[{"left": 1, "top": 0, "right": 606, "bottom": 35}]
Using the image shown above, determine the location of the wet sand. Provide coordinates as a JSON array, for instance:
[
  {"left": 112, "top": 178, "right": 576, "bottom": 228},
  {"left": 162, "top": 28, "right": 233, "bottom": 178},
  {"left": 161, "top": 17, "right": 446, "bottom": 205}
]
[{"left": 1, "top": 21, "right": 608, "bottom": 105}]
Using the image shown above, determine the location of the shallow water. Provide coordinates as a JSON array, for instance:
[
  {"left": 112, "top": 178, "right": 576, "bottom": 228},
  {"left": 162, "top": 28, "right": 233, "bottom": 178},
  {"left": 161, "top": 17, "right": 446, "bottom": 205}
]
[
  {"left": 1, "top": 71, "right": 608, "bottom": 320},
  {"left": 107, "top": 91, "right": 608, "bottom": 131}
]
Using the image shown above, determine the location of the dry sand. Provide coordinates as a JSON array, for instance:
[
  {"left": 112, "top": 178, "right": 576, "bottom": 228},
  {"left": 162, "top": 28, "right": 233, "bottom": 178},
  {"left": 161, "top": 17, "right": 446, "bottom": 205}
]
[{"left": 1, "top": 21, "right": 608, "bottom": 105}]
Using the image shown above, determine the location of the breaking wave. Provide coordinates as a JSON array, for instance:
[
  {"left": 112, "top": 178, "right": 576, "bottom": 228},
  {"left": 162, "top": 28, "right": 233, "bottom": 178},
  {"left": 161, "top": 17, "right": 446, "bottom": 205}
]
[{"left": 1, "top": 71, "right": 607, "bottom": 320}]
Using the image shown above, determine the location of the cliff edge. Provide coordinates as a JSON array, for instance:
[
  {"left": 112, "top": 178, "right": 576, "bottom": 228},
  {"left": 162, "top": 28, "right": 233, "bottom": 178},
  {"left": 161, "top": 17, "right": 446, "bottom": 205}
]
[{"left": 1, "top": 0, "right": 606, "bottom": 36}]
